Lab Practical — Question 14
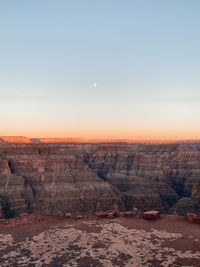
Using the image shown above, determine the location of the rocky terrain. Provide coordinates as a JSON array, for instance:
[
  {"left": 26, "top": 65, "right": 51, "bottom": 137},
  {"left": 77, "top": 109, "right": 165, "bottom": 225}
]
[
  {"left": 0, "top": 214, "right": 200, "bottom": 266},
  {"left": 0, "top": 140, "right": 200, "bottom": 219},
  {"left": 172, "top": 181, "right": 200, "bottom": 216}
]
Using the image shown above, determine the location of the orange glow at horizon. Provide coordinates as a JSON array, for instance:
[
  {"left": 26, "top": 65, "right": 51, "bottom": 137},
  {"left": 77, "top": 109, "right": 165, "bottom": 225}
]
[
  {"left": 1, "top": 1, "right": 200, "bottom": 145},
  {"left": 0, "top": 126, "right": 199, "bottom": 141}
]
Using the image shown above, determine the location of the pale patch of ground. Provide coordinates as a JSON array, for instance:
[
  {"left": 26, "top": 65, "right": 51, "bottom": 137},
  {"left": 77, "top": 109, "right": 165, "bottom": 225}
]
[{"left": 0, "top": 217, "right": 200, "bottom": 267}]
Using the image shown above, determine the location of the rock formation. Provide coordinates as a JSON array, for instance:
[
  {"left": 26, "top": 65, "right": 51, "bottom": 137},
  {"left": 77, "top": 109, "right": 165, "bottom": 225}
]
[
  {"left": 0, "top": 142, "right": 200, "bottom": 218},
  {"left": 143, "top": 210, "right": 160, "bottom": 220},
  {"left": 172, "top": 181, "right": 200, "bottom": 216},
  {"left": 186, "top": 213, "right": 199, "bottom": 223},
  {"left": 0, "top": 143, "right": 124, "bottom": 218},
  {"left": 80, "top": 143, "right": 200, "bottom": 212},
  {"left": 192, "top": 181, "right": 200, "bottom": 200}
]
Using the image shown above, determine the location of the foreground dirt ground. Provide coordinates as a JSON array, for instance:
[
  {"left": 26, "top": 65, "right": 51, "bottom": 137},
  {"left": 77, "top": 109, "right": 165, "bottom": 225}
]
[{"left": 0, "top": 214, "right": 200, "bottom": 267}]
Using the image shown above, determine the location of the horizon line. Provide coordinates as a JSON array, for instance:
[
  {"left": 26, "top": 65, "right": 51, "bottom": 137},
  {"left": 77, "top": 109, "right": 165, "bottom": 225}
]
[{"left": 0, "top": 136, "right": 200, "bottom": 144}]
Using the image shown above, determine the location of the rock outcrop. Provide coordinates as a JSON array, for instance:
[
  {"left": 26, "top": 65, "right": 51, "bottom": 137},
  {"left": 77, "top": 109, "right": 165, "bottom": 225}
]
[
  {"left": 192, "top": 181, "right": 200, "bottom": 200},
  {"left": 80, "top": 144, "right": 200, "bottom": 212},
  {"left": 0, "top": 143, "right": 124, "bottom": 218},
  {"left": 172, "top": 181, "right": 200, "bottom": 216},
  {"left": 0, "top": 142, "right": 200, "bottom": 219},
  {"left": 143, "top": 210, "right": 160, "bottom": 220},
  {"left": 186, "top": 213, "right": 199, "bottom": 223}
]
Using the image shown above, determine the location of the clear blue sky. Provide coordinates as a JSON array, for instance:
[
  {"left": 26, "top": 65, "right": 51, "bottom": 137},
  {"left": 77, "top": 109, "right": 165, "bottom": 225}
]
[{"left": 0, "top": 0, "right": 200, "bottom": 139}]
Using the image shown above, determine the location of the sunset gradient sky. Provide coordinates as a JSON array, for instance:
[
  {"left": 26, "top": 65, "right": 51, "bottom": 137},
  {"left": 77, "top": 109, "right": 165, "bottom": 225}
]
[{"left": 0, "top": 1, "right": 200, "bottom": 139}]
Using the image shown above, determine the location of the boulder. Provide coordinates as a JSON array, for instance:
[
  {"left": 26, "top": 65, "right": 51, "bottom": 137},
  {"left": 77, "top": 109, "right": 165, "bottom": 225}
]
[
  {"left": 186, "top": 213, "right": 199, "bottom": 223},
  {"left": 143, "top": 210, "right": 160, "bottom": 220}
]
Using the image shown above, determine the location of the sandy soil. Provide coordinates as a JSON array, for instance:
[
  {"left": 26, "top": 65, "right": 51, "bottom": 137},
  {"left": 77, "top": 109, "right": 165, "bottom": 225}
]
[{"left": 0, "top": 214, "right": 200, "bottom": 267}]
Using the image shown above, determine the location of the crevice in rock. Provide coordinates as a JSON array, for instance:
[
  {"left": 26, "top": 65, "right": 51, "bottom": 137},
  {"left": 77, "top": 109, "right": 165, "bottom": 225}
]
[
  {"left": 28, "top": 181, "right": 37, "bottom": 199},
  {"left": 7, "top": 160, "right": 14, "bottom": 174},
  {"left": 171, "top": 178, "right": 188, "bottom": 198},
  {"left": 37, "top": 147, "right": 41, "bottom": 156},
  {"left": 126, "top": 154, "right": 135, "bottom": 174},
  {"left": 0, "top": 195, "right": 13, "bottom": 218},
  {"left": 22, "top": 177, "right": 37, "bottom": 213}
]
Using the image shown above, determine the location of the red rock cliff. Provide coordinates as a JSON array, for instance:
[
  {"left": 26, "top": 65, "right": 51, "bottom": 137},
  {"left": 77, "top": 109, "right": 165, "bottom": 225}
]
[{"left": 0, "top": 142, "right": 200, "bottom": 218}]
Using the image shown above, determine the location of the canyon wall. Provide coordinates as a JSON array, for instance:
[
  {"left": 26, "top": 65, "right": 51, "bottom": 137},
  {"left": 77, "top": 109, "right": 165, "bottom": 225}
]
[
  {"left": 0, "top": 144, "right": 124, "bottom": 218},
  {"left": 78, "top": 143, "right": 200, "bottom": 212},
  {"left": 0, "top": 142, "right": 200, "bottom": 218}
]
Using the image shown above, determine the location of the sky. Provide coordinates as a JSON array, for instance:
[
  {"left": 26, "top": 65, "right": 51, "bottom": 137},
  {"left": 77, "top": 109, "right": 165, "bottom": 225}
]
[{"left": 0, "top": 0, "right": 200, "bottom": 139}]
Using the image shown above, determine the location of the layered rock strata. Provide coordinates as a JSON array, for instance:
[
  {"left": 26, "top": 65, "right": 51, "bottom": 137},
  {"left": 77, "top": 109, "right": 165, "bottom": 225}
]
[
  {"left": 172, "top": 181, "right": 200, "bottom": 216},
  {"left": 0, "top": 142, "right": 200, "bottom": 218},
  {"left": 0, "top": 144, "right": 123, "bottom": 218},
  {"left": 80, "top": 144, "right": 200, "bottom": 212}
]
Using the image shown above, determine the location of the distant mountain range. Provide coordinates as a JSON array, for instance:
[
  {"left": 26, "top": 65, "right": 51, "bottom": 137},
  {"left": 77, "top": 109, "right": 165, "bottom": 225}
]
[{"left": 0, "top": 136, "right": 200, "bottom": 144}]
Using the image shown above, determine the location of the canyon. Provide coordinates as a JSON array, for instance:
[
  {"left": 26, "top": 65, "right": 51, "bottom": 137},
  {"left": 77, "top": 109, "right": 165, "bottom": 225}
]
[{"left": 0, "top": 138, "right": 200, "bottom": 219}]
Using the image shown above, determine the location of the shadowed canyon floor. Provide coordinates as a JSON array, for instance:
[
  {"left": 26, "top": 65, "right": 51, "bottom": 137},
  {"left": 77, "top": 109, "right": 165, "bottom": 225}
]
[{"left": 0, "top": 214, "right": 200, "bottom": 267}]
